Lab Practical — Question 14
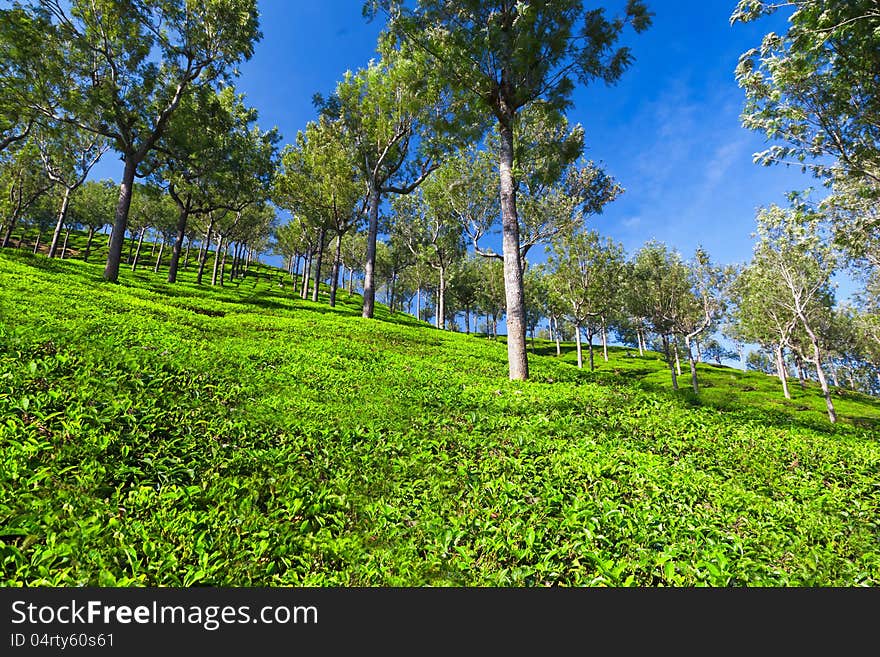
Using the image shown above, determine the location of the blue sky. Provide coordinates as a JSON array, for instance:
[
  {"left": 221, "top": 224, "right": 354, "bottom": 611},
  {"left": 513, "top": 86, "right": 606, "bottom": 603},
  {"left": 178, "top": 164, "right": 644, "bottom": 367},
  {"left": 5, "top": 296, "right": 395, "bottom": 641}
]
[{"left": 90, "top": 1, "right": 831, "bottom": 295}]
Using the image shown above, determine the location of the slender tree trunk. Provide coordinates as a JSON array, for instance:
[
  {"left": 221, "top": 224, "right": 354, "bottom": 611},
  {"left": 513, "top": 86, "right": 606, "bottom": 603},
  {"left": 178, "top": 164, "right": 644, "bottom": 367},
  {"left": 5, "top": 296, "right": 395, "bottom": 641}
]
[
  {"left": 465, "top": 305, "right": 470, "bottom": 335},
  {"left": 105, "top": 156, "right": 138, "bottom": 282},
  {"left": 362, "top": 184, "right": 381, "bottom": 318},
  {"left": 1, "top": 220, "right": 14, "bottom": 248},
  {"left": 131, "top": 227, "right": 146, "bottom": 272},
  {"left": 312, "top": 227, "right": 326, "bottom": 303},
  {"left": 663, "top": 334, "right": 679, "bottom": 390},
  {"left": 329, "top": 233, "right": 343, "bottom": 307},
  {"left": 775, "top": 344, "right": 791, "bottom": 400},
  {"left": 300, "top": 248, "right": 312, "bottom": 299},
  {"left": 575, "top": 324, "right": 583, "bottom": 370},
  {"left": 830, "top": 362, "right": 840, "bottom": 388},
  {"left": 800, "top": 322, "right": 837, "bottom": 423},
  {"left": 498, "top": 120, "right": 528, "bottom": 381},
  {"left": 674, "top": 338, "right": 682, "bottom": 377},
  {"left": 154, "top": 235, "right": 166, "bottom": 273},
  {"left": 587, "top": 327, "right": 595, "bottom": 372},
  {"left": 554, "top": 316, "right": 561, "bottom": 357},
  {"left": 739, "top": 345, "right": 746, "bottom": 371},
  {"left": 601, "top": 318, "right": 609, "bottom": 362},
  {"left": 48, "top": 186, "right": 72, "bottom": 258},
  {"left": 685, "top": 337, "right": 699, "bottom": 394},
  {"left": 32, "top": 230, "right": 41, "bottom": 254},
  {"left": 60, "top": 228, "right": 70, "bottom": 259},
  {"left": 416, "top": 287, "right": 421, "bottom": 322},
  {"left": 347, "top": 266, "right": 354, "bottom": 295},
  {"left": 795, "top": 354, "right": 807, "bottom": 389},
  {"left": 220, "top": 241, "right": 231, "bottom": 286},
  {"left": 695, "top": 339, "right": 702, "bottom": 363},
  {"left": 182, "top": 237, "right": 191, "bottom": 270},
  {"left": 438, "top": 266, "right": 446, "bottom": 330},
  {"left": 167, "top": 206, "right": 189, "bottom": 284},
  {"left": 84, "top": 226, "right": 95, "bottom": 262},
  {"left": 196, "top": 218, "right": 215, "bottom": 286},
  {"left": 637, "top": 329, "right": 645, "bottom": 356},
  {"left": 211, "top": 235, "right": 224, "bottom": 286}
]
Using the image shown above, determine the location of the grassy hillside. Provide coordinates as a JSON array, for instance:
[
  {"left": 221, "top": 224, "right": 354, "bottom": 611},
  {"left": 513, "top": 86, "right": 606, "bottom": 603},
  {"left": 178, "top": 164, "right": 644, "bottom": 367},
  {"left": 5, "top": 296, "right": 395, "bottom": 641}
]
[{"left": 1, "top": 248, "right": 879, "bottom": 586}]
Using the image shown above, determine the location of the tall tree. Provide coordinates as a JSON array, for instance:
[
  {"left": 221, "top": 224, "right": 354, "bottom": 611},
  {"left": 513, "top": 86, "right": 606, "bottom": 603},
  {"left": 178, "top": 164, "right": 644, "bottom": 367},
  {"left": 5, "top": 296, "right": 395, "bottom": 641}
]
[
  {"left": 27, "top": 0, "right": 261, "bottom": 282},
  {"left": 374, "top": 0, "right": 651, "bottom": 380}
]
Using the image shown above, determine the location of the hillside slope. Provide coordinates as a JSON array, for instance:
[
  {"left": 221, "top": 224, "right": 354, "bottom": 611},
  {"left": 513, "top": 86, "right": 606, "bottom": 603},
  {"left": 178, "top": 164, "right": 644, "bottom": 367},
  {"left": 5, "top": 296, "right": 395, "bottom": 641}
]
[{"left": 1, "top": 251, "right": 879, "bottom": 586}]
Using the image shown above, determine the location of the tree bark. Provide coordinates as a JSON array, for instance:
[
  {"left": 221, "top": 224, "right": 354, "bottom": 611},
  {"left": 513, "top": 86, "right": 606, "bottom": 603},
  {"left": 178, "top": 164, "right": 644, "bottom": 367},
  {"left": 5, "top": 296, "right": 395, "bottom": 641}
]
[
  {"left": 601, "top": 318, "right": 609, "bottom": 362},
  {"left": 575, "top": 324, "right": 583, "bottom": 370},
  {"left": 775, "top": 344, "right": 791, "bottom": 400},
  {"left": 685, "top": 337, "right": 699, "bottom": 394},
  {"left": 167, "top": 205, "right": 189, "bottom": 284},
  {"left": 312, "top": 227, "right": 326, "bottom": 303},
  {"left": 1, "top": 220, "right": 14, "bottom": 248},
  {"left": 587, "top": 326, "right": 595, "bottom": 372},
  {"left": 48, "top": 186, "right": 72, "bottom": 258},
  {"left": 438, "top": 266, "right": 446, "bottom": 330},
  {"left": 362, "top": 184, "right": 381, "bottom": 318},
  {"left": 182, "top": 237, "right": 191, "bottom": 270},
  {"left": 84, "top": 226, "right": 96, "bottom": 262},
  {"left": 329, "top": 233, "right": 342, "bottom": 307},
  {"left": 196, "top": 217, "right": 215, "bottom": 286},
  {"left": 211, "top": 235, "right": 224, "bottom": 286},
  {"left": 32, "top": 230, "right": 41, "bottom": 254},
  {"left": 663, "top": 334, "right": 678, "bottom": 390},
  {"left": 154, "top": 235, "right": 166, "bottom": 273},
  {"left": 60, "top": 228, "right": 70, "bottom": 259},
  {"left": 300, "top": 248, "right": 312, "bottom": 299},
  {"left": 105, "top": 156, "right": 138, "bottom": 282},
  {"left": 131, "top": 227, "right": 146, "bottom": 272},
  {"left": 637, "top": 328, "right": 645, "bottom": 356},
  {"left": 554, "top": 316, "right": 561, "bottom": 357},
  {"left": 498, "top": 120, "right": 528, "bottom": 380}
]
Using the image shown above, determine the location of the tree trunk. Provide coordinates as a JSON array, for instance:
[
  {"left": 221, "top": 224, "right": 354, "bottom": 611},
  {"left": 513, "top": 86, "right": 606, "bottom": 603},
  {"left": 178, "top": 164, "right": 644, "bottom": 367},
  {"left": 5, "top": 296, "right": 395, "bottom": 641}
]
[
  {"left": 48, "top": 186, "right": 72, "bottom": 258},
  {"left": 775, "top": 344, "right": 791, "bottom": 400},
  {"left": 465, "top": 305, "right": 471, "bottom": 335},
  {"left": 362, "top": 184, "right": 381, "bottom": 318},
  {"left": 800, "top": 322, "right": 837, "bottom": 423},
  {"left": 637, "top": 329, "right": 645, "bottom": 356},
  {"left": 196, "top": 218, "right": 215, "bottom": 286},
  {"left": 685, "top": 337, "right": 699, "bottom": 394},
  {"left": 131, "top": 227, "right": 146, "bottom": 272},
  {"left": 663, "top": 334, "right": 678, "bottom": 390},
  {"left": 60, "top": 228, "right": 70, "bottom": 259},
  {"left": 830, "top": 362, "right": 840, "bottom": 388},
  {"left": 575, "top": 324, "right": 583, "bottom": 370},
  {"left": 601, "top": 318, "right": 609, "bottom": 362},
  {"left": 1, "top": 220, "right": 14, "bottom": 248},
  {"left": 312, "top": 227, "right": 326, "bottom": 303},
  {"left": 105, "top": 156, "right": 138, "bottom": 282},
  {"left": 674, "top": 339, "right": 682, "bottom": 377},
  {"left": 498, "top": 121, "right": 529, "bottom": 380},
  {"left": 300, "top": 248, "right": 312, "bottom": 299},
  {"left": 154, "top": 235, "right": 166, "bottom": 273},
  {"left": 32, "top": 230, "right": 41, "bottom": 254},
  {"left": 695, "top": 339, "right": 703, "bottom": 363},
  {"left": 167, "top": 206, "right": 189, "bottom": 284},
  {"left": 554, "top": 316, "right": 561, "bottom": 357},
  {"left": 329, "top": 233, "right": 342, "bottom": 307},
  {"left": 211, "top": 235, "right": 224, "bottom": 286},
  {"left": 416, "top": 287, "right": 421, "bottom": 322},
  {"left": 587, "top": 327, "right": 595, "bottom": 372},
  {"left": 347, "top": 266, "right": 354, "bottom": 295},
  {"left": 182, "top": 237, "right": 191, "bottom": 270},
  {"left": 438, "top": 266, "right": 446, "bottom": 330},
  {"left": 84, "top": 226, "right": 95, "bottom": 262}
]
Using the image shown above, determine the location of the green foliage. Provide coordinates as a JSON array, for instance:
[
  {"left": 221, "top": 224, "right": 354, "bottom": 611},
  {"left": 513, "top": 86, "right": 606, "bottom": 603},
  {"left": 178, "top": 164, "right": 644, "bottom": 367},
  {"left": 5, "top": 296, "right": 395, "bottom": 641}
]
[{"left": 1, "top": 251, "right": 879, "bottom": 586}]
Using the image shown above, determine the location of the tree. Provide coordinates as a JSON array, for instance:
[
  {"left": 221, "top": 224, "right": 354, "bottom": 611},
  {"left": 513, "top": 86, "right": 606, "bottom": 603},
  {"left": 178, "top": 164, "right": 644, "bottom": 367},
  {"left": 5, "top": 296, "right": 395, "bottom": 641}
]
[
  {"left": 1, "top": 140, "right": 52, "bottom": 248},
  {"left": 27, "top": 0, "right": 262, "bottom": 282},
  {"left": 628, "top": 241, "right": 691, "bottom": 389},
  {"left": 547, "top": 229, "right": 625, "bottom": 371},
  {"left": 752, "top": 204, "right": 839, "bottom": 422},
  {"left": 375, "top": 0, "right": 651, "bottom": 380},
  {"left": 319, "top": 40, "right": 460, "bottom": 319},
  {"left": 732, "top": 1, "right": 880, "bottom": 188},
  {"left": 390, "top": 188, "right": 465, "bottom": 329},
  {"left": 68, "top": 179, "right": 116, "bottom": 261},
  {"left": 34, "top": 121, "right": 109, "bottom": 258},
  {"left": 274, "top": 117, "right": 362, "bottom": 307}
]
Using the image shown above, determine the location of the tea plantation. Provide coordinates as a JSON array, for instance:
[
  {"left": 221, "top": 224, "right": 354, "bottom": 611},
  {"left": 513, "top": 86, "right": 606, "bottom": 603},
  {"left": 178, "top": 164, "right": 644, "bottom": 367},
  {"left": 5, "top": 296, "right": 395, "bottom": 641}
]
[{"left": 1, "top": 249, "right": 878, "bottom": 586}]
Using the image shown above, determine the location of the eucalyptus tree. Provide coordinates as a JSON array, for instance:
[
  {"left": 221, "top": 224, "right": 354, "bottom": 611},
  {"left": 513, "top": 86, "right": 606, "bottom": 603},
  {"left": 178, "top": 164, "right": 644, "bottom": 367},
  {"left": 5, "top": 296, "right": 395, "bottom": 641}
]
[
  {"left": 34, "top": 121, "right": 109, "bottom": 258},
  {"left": 1, "top": 140, "right": 52, "bottom": 248},
  {"left": 319, "top": 40, "right": 464, "bottom": 319},
  {"left": 373, "top": 0, "right": 652, "bottom": 380},
  {"left": 676, "top": 248, "right": 728, "bottom": 394},
  {"left": 274, "top": 117, "right": 363, "bottom": 306},
  {"left": 448, "top": 255, "right": 482, "bottom": 335},
  {"left": 161, "top": 87, "right": 277, "bottom": 284},
  {"left": 474, "top": 256, "right": 507, "bottom": 339},
  {"left": 128, "top": 184, "right": 172, "bottom": 272},
  {"left": 341, "top": 231, "right": 369, "bottom": 296},
  {"left": 69, "top": 179, "right": 116, "bottom": 262},
  {"left": 628, "top": 241, "right": 691, "bottom": 389},
  {"left": 547, "top": 229, "right": 626, "bottom": 371},
  {"left": 732, "top": 0, "right": 880, "bottom": 189},
  {"left": 390, "top": 188, "right": 466, "bottom": 329},
  {"left": 751, "top": 204, "right": 839, "bottom": 421},
  {"left": 25, "top": 0, "right": 261, "bottom": 282}
]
